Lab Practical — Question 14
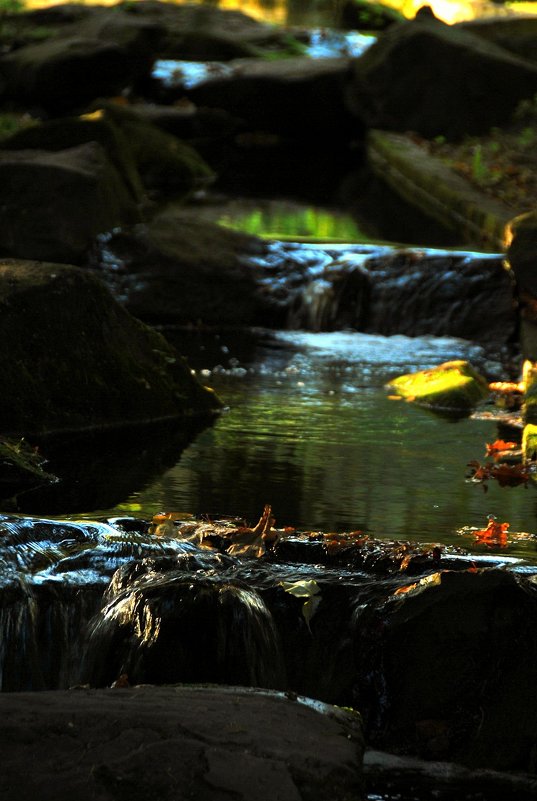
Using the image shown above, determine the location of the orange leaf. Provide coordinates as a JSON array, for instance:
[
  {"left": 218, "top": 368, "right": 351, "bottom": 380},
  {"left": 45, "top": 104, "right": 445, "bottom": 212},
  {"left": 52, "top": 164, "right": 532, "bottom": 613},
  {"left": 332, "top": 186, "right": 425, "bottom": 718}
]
[
  {"left": 474, "top": 518, "right": 509, "bottom": 548},
  {"left": 485, "top": 440, "right": 518, "bottom": 456}
]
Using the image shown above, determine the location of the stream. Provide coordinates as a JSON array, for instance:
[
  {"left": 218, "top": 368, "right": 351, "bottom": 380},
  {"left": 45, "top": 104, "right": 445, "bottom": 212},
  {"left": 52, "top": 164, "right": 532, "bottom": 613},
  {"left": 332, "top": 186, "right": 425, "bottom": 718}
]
[{"left": 3, "top": 2, "right": 537, "bottom": 798}]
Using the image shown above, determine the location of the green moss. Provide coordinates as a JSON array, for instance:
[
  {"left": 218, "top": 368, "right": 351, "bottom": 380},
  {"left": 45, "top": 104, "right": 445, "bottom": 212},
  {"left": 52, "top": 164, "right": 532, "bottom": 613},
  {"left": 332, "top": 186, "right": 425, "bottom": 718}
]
[
  {"left": 0, "top": 112, "right": 33, "bottom": 142},
  {"left": 387, "top": 360, "right": 489, "bottom": 411},
  {"left": 522, "top": 423, "right": 537, "bottom": 462},
  {"left": 101, "top": 105, "right": 214, "bottom": 194},
  {"left": 523, "top": 361, "right": 537, "bottom": 424}
]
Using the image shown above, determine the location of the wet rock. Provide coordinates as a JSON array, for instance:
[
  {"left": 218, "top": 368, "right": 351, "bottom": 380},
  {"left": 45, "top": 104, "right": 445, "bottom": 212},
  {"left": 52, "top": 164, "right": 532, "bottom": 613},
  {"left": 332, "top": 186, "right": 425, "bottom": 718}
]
[
  {"left": 0, "top": 36, "right": 135, "bottom": 113},
  {"left": 0, "top": 260, "right": 220, "bottom": 436},
  {"left": 356, "top": 569, "right": 537, "bottom": 771},
  {"left": 345, "top": 15, "right": 537, "bottom": 139},
  {"left": 0, "top": 686, "right": 365, "bottom": 801},
  {"left": 523, "top": 361, "right": 537, "bottom": 425},
  {"left": 522, "top": 422, "right": 537, "bottom": 462},
  {"left": 0, "top": 142, "right": 140, "bottom": 264},
  {"left": 92, "top": 209, "right": 283, "bottom": 326},
  {"left": 185, "top": 56, "right": 357, "bottom": 140},
  {"left": 386, "top": 360, "right": 490, "bottom": 412}
]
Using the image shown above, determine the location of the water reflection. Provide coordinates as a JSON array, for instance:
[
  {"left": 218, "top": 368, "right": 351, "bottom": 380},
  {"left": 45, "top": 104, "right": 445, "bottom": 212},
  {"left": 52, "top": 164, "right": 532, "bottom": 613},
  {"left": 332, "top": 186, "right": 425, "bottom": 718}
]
[{"left": 96, "top": 330, "right": 537, "bottom": 561}]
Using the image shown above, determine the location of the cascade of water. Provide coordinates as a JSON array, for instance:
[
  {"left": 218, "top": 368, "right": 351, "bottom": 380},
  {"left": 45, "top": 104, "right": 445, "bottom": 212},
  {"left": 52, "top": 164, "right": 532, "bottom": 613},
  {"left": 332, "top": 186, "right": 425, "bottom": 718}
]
[{"left": 83, "top": 571, "right": 286, "bottom": 690}]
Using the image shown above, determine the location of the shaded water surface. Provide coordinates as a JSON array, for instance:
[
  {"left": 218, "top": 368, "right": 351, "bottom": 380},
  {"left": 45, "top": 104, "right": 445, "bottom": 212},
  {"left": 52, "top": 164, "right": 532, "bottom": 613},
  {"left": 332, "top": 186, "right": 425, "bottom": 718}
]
[{"left": 63, "top": 329, "right": 537, "bottom": 564}]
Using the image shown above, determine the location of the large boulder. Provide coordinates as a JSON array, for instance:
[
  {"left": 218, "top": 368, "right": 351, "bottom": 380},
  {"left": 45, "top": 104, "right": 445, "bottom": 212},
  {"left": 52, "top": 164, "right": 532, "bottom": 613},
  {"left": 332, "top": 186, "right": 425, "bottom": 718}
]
[
  {"left": 2, "top": 1, "right": 301, "bottom": 63},
  {"left": 0, "top": 115, "right": 144, "bottom": 203},
  {"left": 0, "top": 686, "right": 365, "bottom": 801},
  {"left": 356, "top": 569, "right": 537, "bottom": 770},
  {"left": 0, "top": 260, "right": 220, "bottom": 436},
  {"left": 185, "top": 56, "right": 357, "bottom": 140},
  {"left": 0, "top": 36, "right": 136, "bottom": 113},
  {"left": 121, "top": 0, "right": 298, "bottom": 60},
  {"left": 458, "top": 15, "right": 537, "bottom": 64},
  {"left": 91, "top": 209, "right": 284, "bottom": 326},
  {"left": 0, "top": 141, "right": 140, "bottom": 264},
  {"left": 345, "top": 14, "right": 537, "bottom": 139},
  {"left": 0, "top": 109, "right": 214, "bottom": 198},
  {"left": 97, "top": 103, "right": 215, "bottom": 193}
]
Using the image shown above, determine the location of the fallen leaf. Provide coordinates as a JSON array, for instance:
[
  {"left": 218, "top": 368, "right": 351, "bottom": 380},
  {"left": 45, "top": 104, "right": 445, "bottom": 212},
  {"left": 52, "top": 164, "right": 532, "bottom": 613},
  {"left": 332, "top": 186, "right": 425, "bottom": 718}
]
[
  {"left": 485, "top": 439, "right": 518, "bottom": 457},
  {"left": 474, "top": 517, "right": 509, "bottom": 548}
]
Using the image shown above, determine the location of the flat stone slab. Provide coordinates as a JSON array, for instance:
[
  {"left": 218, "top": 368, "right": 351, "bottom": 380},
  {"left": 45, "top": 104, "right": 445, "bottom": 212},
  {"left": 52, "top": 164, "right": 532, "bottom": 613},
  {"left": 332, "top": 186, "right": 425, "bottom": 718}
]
[
  {"left": 367, "top": 129, "right": 515, "bottom": 250},
  {"left": 0, "top": 685, "right": 364, "bottom": 801}
]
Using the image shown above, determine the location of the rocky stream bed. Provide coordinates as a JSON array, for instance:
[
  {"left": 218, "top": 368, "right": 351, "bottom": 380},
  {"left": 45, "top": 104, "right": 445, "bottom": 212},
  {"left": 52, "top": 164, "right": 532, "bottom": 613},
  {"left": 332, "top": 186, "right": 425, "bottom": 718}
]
[{"left": 2, "top": 1, "right": 537, "bottom": 799}]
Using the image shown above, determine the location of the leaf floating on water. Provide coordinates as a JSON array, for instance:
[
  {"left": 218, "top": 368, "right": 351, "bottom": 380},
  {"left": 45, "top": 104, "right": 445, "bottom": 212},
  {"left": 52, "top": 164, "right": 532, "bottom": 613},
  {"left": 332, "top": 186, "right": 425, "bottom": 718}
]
[
  {"left": 466, "top": 460, "right": 531, "bottom": 490},
  {"left": 485, "top": 439, "right": 519, "bottom": 459},
  {"left": 474, "top": 517, "right": 510, "bottom": 548}
]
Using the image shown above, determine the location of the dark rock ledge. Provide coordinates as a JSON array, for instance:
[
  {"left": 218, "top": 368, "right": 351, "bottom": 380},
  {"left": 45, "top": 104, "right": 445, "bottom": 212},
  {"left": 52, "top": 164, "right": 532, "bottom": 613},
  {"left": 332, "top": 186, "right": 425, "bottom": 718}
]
[{"left": 0, "top": 684, "right": 365, "bottom": 801}]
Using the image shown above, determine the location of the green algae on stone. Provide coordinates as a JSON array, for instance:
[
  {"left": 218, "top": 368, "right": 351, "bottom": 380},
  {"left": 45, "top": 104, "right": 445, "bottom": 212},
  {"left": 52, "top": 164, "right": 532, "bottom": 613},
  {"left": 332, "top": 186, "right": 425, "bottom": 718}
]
[
  {"left": 523, "top": 360, "right": 537, "bottom": 425},
  {"left": 100, "top": 104, "right": 215, "bottom": 194},
  {"left": 522, "top": 423, "right": 537, "bottom": 463},
  {"left": 387, "top": 360, "right": 489, "bottom": 412}
]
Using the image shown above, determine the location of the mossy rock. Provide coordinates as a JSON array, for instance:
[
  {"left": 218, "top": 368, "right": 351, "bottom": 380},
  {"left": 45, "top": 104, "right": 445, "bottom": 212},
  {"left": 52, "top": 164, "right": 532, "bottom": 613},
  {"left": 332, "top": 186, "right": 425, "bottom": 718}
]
[
  {"left": 522, "top": 423, "right": 537, "bottom": 463},
  {"left": 0, "top": 141, "right": 141, "bottom": 264},
  {"left": 0, "top": 260, "right": 221, "bottom": 436},
  {"left": 0, "top": 114, "right": 144, "bottom": 203},
  {"left": 100, "top": 104, "right": 215, "bottom": 194},
  {"left": 387, "top": 360, "right": 489, "bottom": 411},
  {"left": 523, "top": 360, "right": 537, "bottom": 425}
]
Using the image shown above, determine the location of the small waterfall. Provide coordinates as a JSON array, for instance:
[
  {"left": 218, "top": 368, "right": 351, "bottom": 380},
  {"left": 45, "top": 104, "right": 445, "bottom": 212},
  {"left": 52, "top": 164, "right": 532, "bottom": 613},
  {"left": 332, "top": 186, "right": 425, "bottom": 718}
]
[
  {"left": 0, "top": 578, "right": 103, "bottom": 691},
  {"left": 0, "top": 516, "right": 206, "bottom": 691},
  {"left": 83, "top": 572, "right": 286, "bottom": 690},
  {"left": 287, "top": 260, "right": 370, "bottom": 331},
  {"left": 285, "top": 245, "right": 515, "bottom": 344}
]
